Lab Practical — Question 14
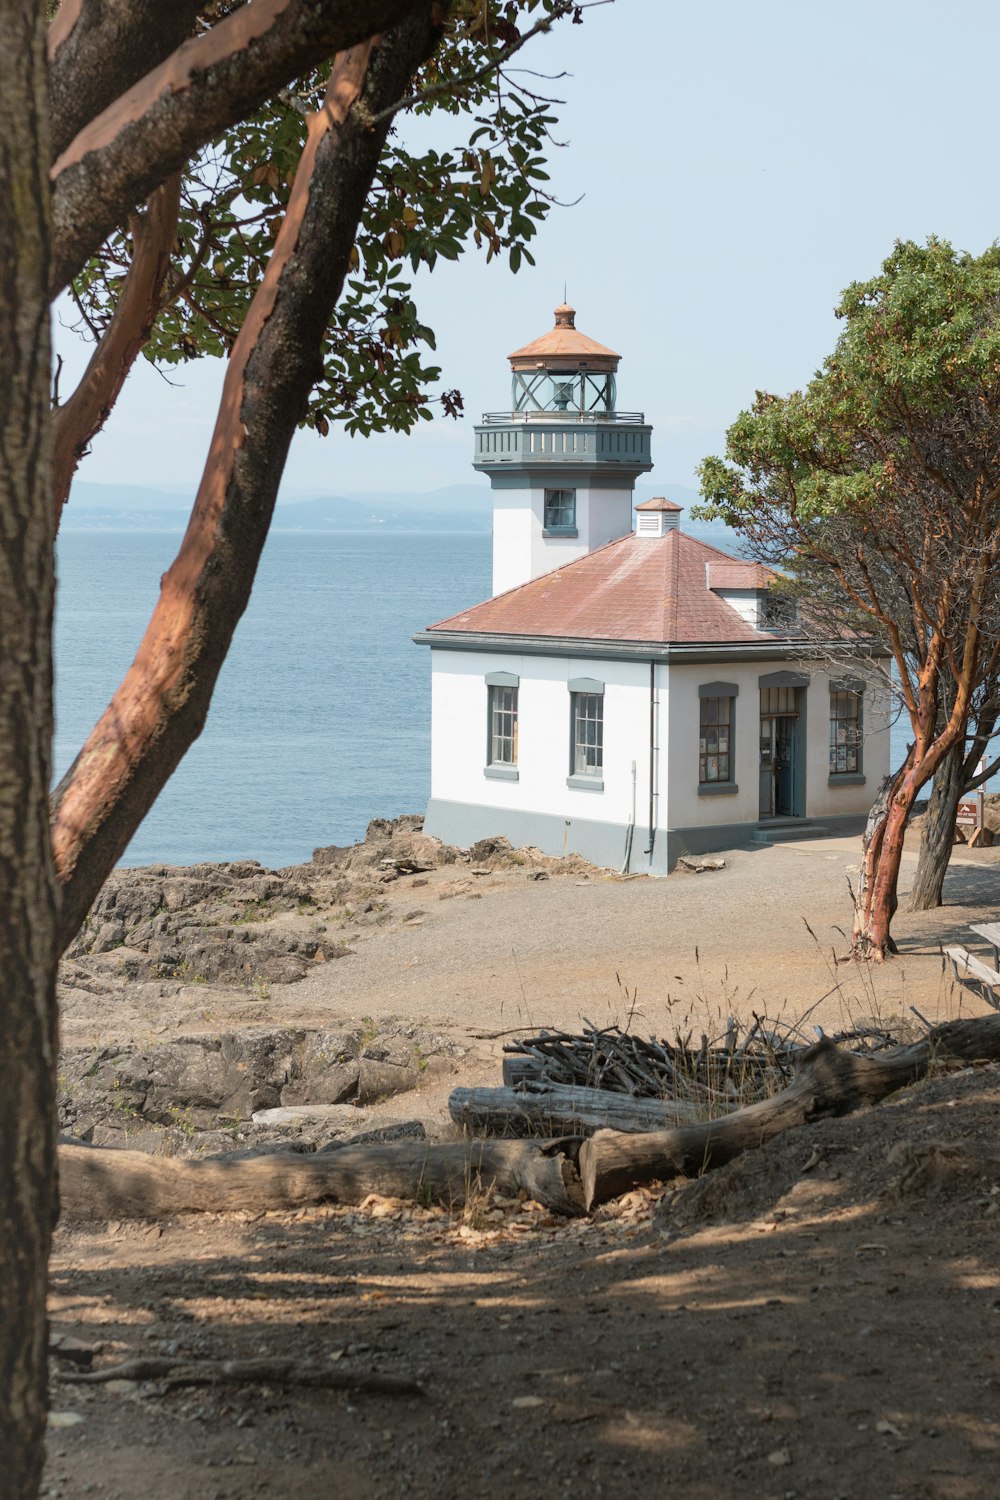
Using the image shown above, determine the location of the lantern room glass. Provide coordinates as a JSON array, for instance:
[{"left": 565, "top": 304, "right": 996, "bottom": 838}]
[{"left": 511, "top": 369, "right": 617, "bottom": 415}]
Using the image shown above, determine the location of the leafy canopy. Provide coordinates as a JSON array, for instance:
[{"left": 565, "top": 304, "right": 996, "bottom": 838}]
[
  {"left": 698, "top": 237, "right": 1000, "bottom": 535},
  {"left": 67, "top": 0, "right": 577, "bottom": 437}
]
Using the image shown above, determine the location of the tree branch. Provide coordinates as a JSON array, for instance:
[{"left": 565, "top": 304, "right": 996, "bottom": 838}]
[
  {"left": 48, "top": 0, "right": 205, "bottom": 160},
  {"left": 51, "top": 11, "right": 443, "bottom": 949},
  {"left": 365, "top": 0, "right": 576, "bottom": 125},
  {"left": 50, "top": 0, "right": 428, "bottom": 296},
  {"left": 51, "top": 173, "right": 182, "bottom": 523}
]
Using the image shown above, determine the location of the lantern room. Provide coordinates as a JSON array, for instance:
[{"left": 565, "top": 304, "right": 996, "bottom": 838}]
[{"left": 507, "top": 303, "right": 620, "bottom": 416}]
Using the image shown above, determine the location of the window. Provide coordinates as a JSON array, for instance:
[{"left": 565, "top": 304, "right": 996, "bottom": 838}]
[
  {"left": 700, "top": 696, "right": 732, "bottom": 784},
  {"left": 830, "top": 689, "right": 863, "bottom": 775},
  {"left": 758, "top": 592, "right": 798, "bottom": 631},
  {"left": 760, "top": 685, "right": 797, "bottom": 716},
  {"left": 544, "top": 488, "right": 576, "bottom": 533},
  {"left": 571, "top": 693, "right": 603, "bottom": 776},
  {"left": 489, "top": 684, "right": 518, "bottom": 766}
]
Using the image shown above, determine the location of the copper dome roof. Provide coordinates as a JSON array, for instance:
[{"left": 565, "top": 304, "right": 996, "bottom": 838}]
[{"left": 507, "top": 304, "right": 620, "bottom": 373}]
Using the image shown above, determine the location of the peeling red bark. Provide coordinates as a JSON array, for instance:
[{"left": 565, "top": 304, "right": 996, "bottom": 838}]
[
  {"left": 50, "top": 0, "right": 425, "bottom": 295},
  {"left": 52, "top": 172, "right": 181, "bottom": 522},
  {"left": 52, "top": 10, "right": 442, "bottom": 949},
  {"left": 48, "top": 0, "right": 204, "bottom": 159},
  {"left": 46, "top": 0, "right": 85, "bottom": 58},
  {"left": 851, "top": 715, "right": 969, "bottom": 961}
]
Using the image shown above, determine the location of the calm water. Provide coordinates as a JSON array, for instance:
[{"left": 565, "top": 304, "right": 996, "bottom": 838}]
[{"left": 55, "top": 531, "right": 491, "bottom": 867}]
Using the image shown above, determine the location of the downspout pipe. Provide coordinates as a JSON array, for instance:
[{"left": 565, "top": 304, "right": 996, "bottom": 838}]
[{"left": 644, "top": 661, "right": 656, "bottom": 859}]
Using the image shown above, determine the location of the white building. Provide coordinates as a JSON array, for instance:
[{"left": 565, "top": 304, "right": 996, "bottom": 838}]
[{"left": 415, "top": 305, "right": 889, "bottom": 873}]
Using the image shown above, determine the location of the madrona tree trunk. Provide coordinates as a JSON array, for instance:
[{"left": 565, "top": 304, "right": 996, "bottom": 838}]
[
  {"left": 0, "top": 5, "right": 60, "bottom": 1497},
  {"left": 909, "top": 737, "right": 963, "bottom": 911},
  {"left": 851, "top": 765, "right": 906, "bottom": 960}
]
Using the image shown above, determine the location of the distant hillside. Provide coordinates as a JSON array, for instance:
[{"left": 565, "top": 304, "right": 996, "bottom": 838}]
[
  {"left": 63, "top": 481, "right": 493, "bottom": 533},
  {"left": 62, "top": 478, "right": 741, "bottom": 551},
  {"left": 276, "top": 485, "right": 491, "bottom": 531}
]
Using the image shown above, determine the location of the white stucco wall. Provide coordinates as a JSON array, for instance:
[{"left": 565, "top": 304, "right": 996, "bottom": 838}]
[
  {"left": 429, "top": 647, "right": 656, "bottom": 834},
  {"left": 662, "top": 661, "right": 766, "bottom": 829},
  {"left": 426, "top": 647, "right": 889, "bottom": 869},
  {"left": 663, "top": 662, "right": 890, "bottom": 829},
  {"left": 491, "top": 484, "right": 634, "bottom": 595}
]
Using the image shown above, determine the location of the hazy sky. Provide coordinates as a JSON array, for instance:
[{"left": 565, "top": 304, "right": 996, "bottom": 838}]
[{"left": 55, "top": 0, "right": 1000, "bottom": 501}]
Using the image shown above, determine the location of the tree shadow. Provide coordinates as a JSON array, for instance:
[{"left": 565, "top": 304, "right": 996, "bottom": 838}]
[{"left": 46, "top": 1068, "right": 1000, "bottom": 1499}]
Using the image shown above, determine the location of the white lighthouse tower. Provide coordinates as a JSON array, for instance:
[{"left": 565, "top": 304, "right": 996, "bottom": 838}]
[{"left": 473, "top": 303, "right": 654, "bottom": 596}]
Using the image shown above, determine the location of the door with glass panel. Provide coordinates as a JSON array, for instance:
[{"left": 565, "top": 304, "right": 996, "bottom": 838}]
[{"left": 759, "top": 686, "right": 800, "bottom": 818}]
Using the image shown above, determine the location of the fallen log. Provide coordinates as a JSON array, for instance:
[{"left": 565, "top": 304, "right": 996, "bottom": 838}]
[
  {"left": 579, "top": 1013, "right": 1000, "bottom": 1211},
  {"left": 449, "top": 1082, "right": 704, "bottom": 1137},
  {"left": 58, "top": 1136, "right": 584, "bottom": 1221}
]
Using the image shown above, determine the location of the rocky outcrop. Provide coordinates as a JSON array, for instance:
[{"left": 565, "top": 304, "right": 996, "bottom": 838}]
[
  {"left": 59, "top": 1022, "right": 462, "bottom": 1154},
  {"left": 61, "top": 815, "right": 589, "bottom": 1005},
  {"left": 61, "top": 816, "right": 464, "bottom": 998},
  {"left": 311, "top": 813, "right": 458, "bottom": 876}
]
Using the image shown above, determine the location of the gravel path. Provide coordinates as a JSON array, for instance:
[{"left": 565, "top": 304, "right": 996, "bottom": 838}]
[{"left": 277, "top": 832, "right": 1000, "bottom": 1045}]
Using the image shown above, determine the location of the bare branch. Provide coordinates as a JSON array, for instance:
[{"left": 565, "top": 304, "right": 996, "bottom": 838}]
[{"left": 366, "top": 0, "right": 579, "bottom": 125}]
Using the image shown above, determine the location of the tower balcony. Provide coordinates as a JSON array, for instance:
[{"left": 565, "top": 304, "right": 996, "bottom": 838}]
[
  {"left": 474, "top": 413, "right": 652, "bottom": 473},
  {"left": 480, "top": 409, "right": 645, "bottom": 423}
]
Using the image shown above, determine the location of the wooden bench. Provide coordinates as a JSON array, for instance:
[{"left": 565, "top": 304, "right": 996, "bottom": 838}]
[
  {"left": 943, "top": 945, "right": 1000, "bottom": 1011},
  {"left": 969, "top": 922, "right": 1000, "bottom": 972}
]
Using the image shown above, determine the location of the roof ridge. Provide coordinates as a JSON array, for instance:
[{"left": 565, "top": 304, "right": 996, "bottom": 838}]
[
  {"left": 665, "top": 528, "right": 680, "bottom": 639},
  {"left": 678, "top": 530, "right": 755, "bottom": 566}
]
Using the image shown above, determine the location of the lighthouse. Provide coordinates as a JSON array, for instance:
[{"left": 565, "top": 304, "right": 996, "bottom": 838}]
[{"left": 472, "top": 303, "right": 654, "bottom": 596}]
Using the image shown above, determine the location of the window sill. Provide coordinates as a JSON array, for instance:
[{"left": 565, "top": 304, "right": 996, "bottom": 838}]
[
  {"left": 828, "top": 773, "right": 866, "bottom": 787},
  {"left": 542, "top": 527, "right": 578, "bottom": 539},
  {"left": 698, "top": 781, "right": 739, "bottom": 797},
  {"left": 484, "top": 765, "right": 519, "bottom": 782},
  {"left": 566, "top": 774, "right": 604, "bottom": 792}
]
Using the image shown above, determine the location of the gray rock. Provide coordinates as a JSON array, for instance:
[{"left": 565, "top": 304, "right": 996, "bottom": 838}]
[
  {"left": 88, "top": 920, "right": 126, "bottom": 953},
  {"left": 250, "top": 1104, "right": 360, "bottom": 1126}
]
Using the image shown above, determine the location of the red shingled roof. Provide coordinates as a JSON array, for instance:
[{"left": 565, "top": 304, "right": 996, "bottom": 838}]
[
  {"left": 427, "top": 530, "right": 788, "bottom": 645},
  {"left": 706, "top": 559, "right": 771, "bottom": 590}
]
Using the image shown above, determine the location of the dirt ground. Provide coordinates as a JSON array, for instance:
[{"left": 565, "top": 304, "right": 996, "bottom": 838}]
[{"left": 46, "top": 828, "right": 1000, "bottom": 1498}]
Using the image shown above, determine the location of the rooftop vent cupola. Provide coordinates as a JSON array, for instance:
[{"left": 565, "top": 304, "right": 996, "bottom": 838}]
[
  {"left": 635, "top": 497, "right": 682, "bottom": 537},
  {"left": 474, "top": 303, "right": 654, "bottom": 596},
  {"left": 507, "top": 303, "right": 620, "bottom": 415}
]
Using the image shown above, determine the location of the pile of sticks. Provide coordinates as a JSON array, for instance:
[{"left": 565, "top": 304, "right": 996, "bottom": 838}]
[
  {"left": 447, "top": 1015, "right": 910, "bottom": 1138},
  {"left": 502, "top": 1016, "right": 903, "bottom": 1106}
]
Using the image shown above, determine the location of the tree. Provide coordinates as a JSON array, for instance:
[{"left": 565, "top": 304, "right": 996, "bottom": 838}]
[
  {"left": 1, "top": 2, "right": 588, "bottom": 1493},
  {"left": 698, "top": 239, "right": 1000, "bottom": 962},
  {"left": 908, "top": 677, "right": 999, "bottom": 911}
]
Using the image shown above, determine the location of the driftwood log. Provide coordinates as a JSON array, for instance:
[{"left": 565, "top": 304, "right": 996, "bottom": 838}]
[
  {"left": 58, "top": 1015, "right": 1000, "bottom": 1222},
  {"left": 449, "top": 1081, "right": 703, "bottom": 1137},
  {"left": 579, "top": 1013, "right": 1000, "bottom": 1210},
  {"left": 58, "top": 1137, "right": 584, "bottom": 1220}
]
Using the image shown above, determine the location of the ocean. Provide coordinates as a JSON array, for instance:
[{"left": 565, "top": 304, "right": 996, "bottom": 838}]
[
  {"left": 53, "top": 529, "right": 986, "bottom": 870},
  {"left": 54, "top": 530, "right": 492, "bottom": 868}
]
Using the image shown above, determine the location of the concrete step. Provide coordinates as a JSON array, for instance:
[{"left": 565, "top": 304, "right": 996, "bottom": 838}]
[{"left": 751, "top": 821, "right": 826, "bottom": 845}]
